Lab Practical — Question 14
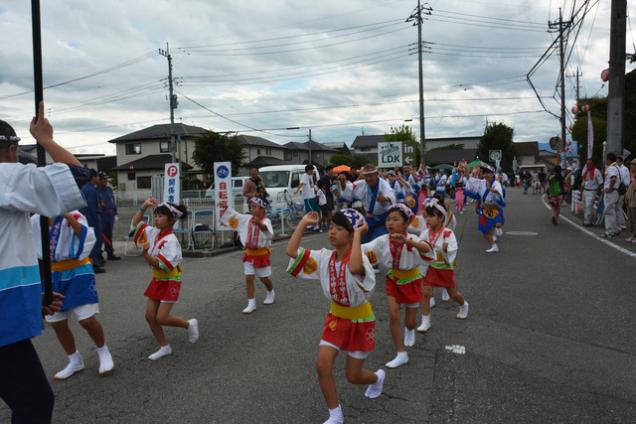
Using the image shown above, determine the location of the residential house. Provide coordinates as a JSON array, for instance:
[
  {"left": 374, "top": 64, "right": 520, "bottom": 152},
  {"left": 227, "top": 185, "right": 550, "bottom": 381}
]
[
  {"left": 512, "top": 141, "right": 539, "bottom": 168},
  {"left": 321, "top": 142, "right": 351, "bottom": 155},
  {"left": 18, "top": 144, "right": 116, "bottom": 173},
  {"left": 239, "top": 135, "right": 288, "bottom": 173},
  {"left": 108, "top": 123, "right": 205, "bottom": 201},
  {"left": 352, "top": 134, "right": 482, "bottom": 165},
  {"left": 282, "top": 140, "right": 339, "bottom": 167}
]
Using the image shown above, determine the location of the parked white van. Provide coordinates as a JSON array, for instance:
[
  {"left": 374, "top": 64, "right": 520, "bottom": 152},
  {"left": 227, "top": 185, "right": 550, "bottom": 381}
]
[{"left": 259, "top": 165, "right": 320, "bottom": 212}]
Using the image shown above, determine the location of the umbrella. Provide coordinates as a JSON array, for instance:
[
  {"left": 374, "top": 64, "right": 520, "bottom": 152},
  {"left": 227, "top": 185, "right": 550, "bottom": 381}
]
[
  {"left": 431, "top": 164, "right": 455, "bottom": 171},
  {"left": 333, "top": 164, "right": 351, "bottom": 173},
  {"left": 467, "top": 159, "right": 491, "bottom": 170}
]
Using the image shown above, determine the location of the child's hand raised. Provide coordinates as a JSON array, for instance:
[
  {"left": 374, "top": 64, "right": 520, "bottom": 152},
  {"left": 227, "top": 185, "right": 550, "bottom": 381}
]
[
  {"left": 143, "top": 197, "right": 158, "bottom": 209},
  {"left": 301, "top": 211, "right": 320, "bottom": 226},
  {"left": 355, "top": 220, "right": 368, "bottom": 235}
]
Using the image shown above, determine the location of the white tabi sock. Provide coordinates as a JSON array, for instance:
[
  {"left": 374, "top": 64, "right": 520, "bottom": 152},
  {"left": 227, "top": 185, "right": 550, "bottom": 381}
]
[
  {"left": 96, "top": 345, "right": 114, "bottom": 375},
  {"left": 385, "top": 351, "right": 409, "bottom": 369},
  {"left": 188, "top": 318, "right": 199, "bottom": 343},
  {"left": 54, "top": 351, "right": 85, "bottom": 380},
  {"left": 323, "top": 405, "right": 344, "bottom": 424},
  {"left": 148, "top": 345, "right": 172, "bottom": 361}
]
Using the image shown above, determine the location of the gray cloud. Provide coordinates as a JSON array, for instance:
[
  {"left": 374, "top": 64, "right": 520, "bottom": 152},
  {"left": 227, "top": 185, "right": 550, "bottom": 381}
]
[{"left": 0, "top": 0, "right": 632, "bottom": 155}]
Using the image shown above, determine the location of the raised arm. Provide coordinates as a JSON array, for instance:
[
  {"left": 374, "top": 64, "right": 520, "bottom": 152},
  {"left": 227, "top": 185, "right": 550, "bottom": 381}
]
[
  {"left": 286, "top": 212, "right": 318, "bottom": 258},
  {"left": 132, "top": 197, "right": 157, "bottom": 227},
  {"left": 348, "top": 221, "right": 368, "bottom": 275}
]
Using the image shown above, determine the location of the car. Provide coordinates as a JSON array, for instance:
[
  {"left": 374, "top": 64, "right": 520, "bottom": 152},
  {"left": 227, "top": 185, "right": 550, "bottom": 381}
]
[
  {"left": 205, "top": 176, "right": 249, "bottom": 199},
  {"left": 259, "top": 165, "right": 320, "bottom": 212}
]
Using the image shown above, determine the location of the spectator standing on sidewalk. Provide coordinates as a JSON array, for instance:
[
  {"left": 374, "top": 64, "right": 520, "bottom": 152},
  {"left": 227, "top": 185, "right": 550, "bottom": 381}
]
[
  {"left": 580, "top": 159, "right": 603, "bottom": 226},
  {"left": 242, "top": 167, "right": 267, "bottom": 212},
  {"left": 624, "top": 160, "right": 636, "bottom": 243},
  {"left": 617, "top": 156, "right": 630, "bottom": 230},
  {"left": 295, "top": 164, "right": 320, "bottom": 230},
  {"left": 98, "top": 172, "right": 120, "bottom": 261},
  {"left": 81, "top": 169, "right": 105, "bottom": 273},
  {"left": 602, "top": 153, "right": 621, "bottom": 238}
]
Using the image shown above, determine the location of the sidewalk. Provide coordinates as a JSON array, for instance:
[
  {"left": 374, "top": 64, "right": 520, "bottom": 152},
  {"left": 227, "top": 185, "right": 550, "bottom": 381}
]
[{"left": 543, "top": 193, "right": 636, "bottom": 256}]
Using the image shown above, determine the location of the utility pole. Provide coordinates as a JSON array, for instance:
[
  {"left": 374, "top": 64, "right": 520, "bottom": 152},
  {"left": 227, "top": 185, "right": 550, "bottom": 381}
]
[
  {"left": 549, "top": 8, "right": 571, "bottom": 168},
  {"left": 308, "top": 129, "right": 312, "bottom": 164},
  {"left": 159, "top": 43, "right": 177, "bottom": 163},
  {"left": 606, "top": 0, "right": 627, "bottom": 156},
  {"left": 407, "top": 1, "right": 432, "bottom": 166},
  {"left": 574, "top": 66, "right": 582, "bottom": 104}
]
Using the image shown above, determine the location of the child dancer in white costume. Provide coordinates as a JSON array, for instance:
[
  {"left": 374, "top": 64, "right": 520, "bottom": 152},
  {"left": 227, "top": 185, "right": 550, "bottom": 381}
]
[
  {"left": 287, "top": 209, "right": 385, "bottom": 424},
  {"left": 221, "top": 197, "right": 275, "bottom": 313}
]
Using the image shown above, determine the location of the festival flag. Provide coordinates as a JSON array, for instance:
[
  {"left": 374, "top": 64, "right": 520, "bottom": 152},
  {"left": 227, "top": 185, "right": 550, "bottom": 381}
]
[{"left": 586, "top": 109, "right": 594, "bottom": 160}]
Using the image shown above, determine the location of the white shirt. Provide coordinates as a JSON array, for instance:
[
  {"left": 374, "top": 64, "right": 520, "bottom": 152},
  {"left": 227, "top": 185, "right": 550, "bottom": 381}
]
[
  {"left": 300, "top": 173, "right": 316, "bottom": 200},
  {"left": 0, "top": 163, "right": 85, "bottom": 347},
  {"left": 345, "top": 178, "right": 396, "bottom": 216},
  {"left": 619, "top": 164, "right": 630, "bottom": 189},
  {"left": 605, "top": 164, "right": 619, "bottom": 190},
  {"left": 317, "top": 189, "right": 327, "bottom": 206},
  {"left": 582, "top": 167, "right": 603, "bottom": 190},
  {"left": 361, "top": 234, "right": 432, "bottom": 270},
  {"left": 221, "top": 207, "right": 273, "bottom": 249}
]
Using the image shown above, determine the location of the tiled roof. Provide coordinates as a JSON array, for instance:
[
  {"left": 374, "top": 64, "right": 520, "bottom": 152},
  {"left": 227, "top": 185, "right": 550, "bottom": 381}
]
[
  {"left": 113, "top": 154, "right": 193, "bottom": 171},
  {"left": 108, "top": 123, "right": 209, "bottom": 143}
]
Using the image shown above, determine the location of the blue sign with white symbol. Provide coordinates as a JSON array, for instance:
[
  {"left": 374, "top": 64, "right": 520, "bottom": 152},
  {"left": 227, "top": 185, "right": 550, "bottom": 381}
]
[{"left": 216, "top": 165, "right": 230, "bottom": 179}]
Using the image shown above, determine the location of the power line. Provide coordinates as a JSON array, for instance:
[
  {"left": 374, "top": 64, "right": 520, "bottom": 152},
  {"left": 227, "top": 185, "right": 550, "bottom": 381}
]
[
  {"left": 432, "top": 7, "right": 546, "bottom": 26},
  {"left": 425, "top": 15, "right": 547, "bottom": 33},
  {"left": 176, "top": 18, "right": 405, "bottom": 50},
  {"left": 0, "top": 51, "right": 156, "bottom": 100}
]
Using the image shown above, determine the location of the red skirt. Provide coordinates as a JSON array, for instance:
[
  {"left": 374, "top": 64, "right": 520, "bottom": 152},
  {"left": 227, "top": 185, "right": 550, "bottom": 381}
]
[
  {"left": 144, "top": 279, "right": 181, "bottom": 302},
  {"left": 321, "top": 314, "right": 375, "bottom": 353},
  {"left": 386, "top": 276, "right": 423, "bottom": 305},
  {"left": 423, "top": 267, "right": 456, "bottom": 289}
]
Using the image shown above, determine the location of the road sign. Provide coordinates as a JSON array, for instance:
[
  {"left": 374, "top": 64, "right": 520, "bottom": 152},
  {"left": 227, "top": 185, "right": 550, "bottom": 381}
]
[
  {"left": 163, "top": 163, "right": 180, "bottom": 204},
  {"left": 403, "top": 143, "right": 416, "bottom": 166},
  {"left": 214, "top": 162, "right": 234, "bottom": 231},
  {"left": 489, "top": 149, "right": 502, "bottom": 162},
  {"left": 378, "top": 142, "right": 403, "bottom": 167}
]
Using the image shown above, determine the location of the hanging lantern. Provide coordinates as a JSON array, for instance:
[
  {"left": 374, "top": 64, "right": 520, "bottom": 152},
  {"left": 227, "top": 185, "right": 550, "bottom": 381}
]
[
  {"left": 601, "top": 68, "right": 610, "bottom": 82},
  {"left": 582, "top": 104, "right": 590, "bottom": 112},
  {"left": 571, "top": 105, "right": 579, "bottom": 114}
]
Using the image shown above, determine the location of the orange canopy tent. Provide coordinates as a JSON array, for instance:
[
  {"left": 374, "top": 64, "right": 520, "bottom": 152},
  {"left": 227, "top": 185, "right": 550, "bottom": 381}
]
[{"left": 333, "top": 164, "right": 351, "bottom": 173}]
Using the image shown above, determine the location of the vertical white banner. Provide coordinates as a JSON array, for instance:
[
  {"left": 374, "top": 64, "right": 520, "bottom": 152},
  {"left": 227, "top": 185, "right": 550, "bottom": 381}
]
[
  {"left": 586, "top": 109, "right": 594, "bottom": 160},
  {"left": 163, "top": 163, "right": 181, "bottom": 204},
  {"left": 214, "top": 162, "right": 234, "bottom": 231}
]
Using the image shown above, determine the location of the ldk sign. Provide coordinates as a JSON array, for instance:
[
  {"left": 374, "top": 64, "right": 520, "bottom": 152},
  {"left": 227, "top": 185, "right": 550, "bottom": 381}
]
[{"left": 378, "top": 142, "right": 403, "bottom": 167}]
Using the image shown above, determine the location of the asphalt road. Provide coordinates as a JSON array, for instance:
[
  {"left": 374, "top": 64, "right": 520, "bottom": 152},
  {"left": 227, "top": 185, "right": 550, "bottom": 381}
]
[{"left": 2, "top": 188, "right": 635, "bottom": 423}]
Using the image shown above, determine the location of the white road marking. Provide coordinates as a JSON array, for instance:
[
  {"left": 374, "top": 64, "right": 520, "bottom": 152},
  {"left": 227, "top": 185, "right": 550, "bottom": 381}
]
[
  {"left": 506, "top": 231, "right": 539, "bottom": 236},
  {"left": 542, "top": 197, "right": 636, "bottom": 259},
  {"left": 445, "top": 344, "right": 466, "bottom": 355}
]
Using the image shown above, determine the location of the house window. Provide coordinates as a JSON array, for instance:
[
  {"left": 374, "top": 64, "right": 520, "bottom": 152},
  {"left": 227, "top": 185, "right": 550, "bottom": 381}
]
[
  {"left": 126, "top": 143, "right": 141, "bottom": 155},
  {"left": 127, "top": 172, "right": 136, "bottom": 181},
  {"left": 293, "top": 151, "right": 299, "bottom": 158},
  {"left": 284, "top": 151, "right": 292, "bottom": 161},
  {"left": 257, "top": 149, "right": 262, "bottom": 155},
  {"left": 266, "top": 148, "right": 272, "bottom": 155},
  {"left": 137, "top": 176, "right": 151, "bottom": 189},
  {"left": 160, "top": 140, "right": 171, "bottom": 153}
]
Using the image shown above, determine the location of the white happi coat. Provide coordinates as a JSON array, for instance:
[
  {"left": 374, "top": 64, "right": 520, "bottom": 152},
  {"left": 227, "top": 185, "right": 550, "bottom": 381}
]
[
  {"left": 341, "top": 178, "right": 396, "bottom": 216},
  {"left": 221, "top": 207, "right": 273, "bottom": 249},
  {"left": 288, "top": 247, "right": 375, "bottom": 307},
  {"left": 31, "top": 211, "right": 96, "bottom": 262},
  {"left": 419, "top": 227, "right": 459, "bottom": 268},
  {"left": 0, "top": 163, "right": 85, "bottom": 347},
  {"left": 361, "top": 234, "right": 431, "bottom": 270},
  {"left": 465, "top": 177, "right": 505, "bottom": 206}
]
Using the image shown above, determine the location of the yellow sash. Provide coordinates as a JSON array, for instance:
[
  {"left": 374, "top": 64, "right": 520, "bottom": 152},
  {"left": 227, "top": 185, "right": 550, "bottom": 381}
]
[
  {"left": 329, "top": 301, "right": 373, "bottom": 320},
  {"left": 152, "top": 266, "right": 182, "bottom": 280},
  {"left": 245, "top": 248, "right": 271, "bottom": 256},
  {"left": 51, "top": 257, "right": 91, "bottom": 272},
  {"left": 390, "top": 268, "right": 420, "bottom": 281}
]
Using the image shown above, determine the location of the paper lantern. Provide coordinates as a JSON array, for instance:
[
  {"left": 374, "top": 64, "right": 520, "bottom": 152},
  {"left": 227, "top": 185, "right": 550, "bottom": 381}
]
[{"left": 601, "top": 68, "right": 610, "bottom": 82}]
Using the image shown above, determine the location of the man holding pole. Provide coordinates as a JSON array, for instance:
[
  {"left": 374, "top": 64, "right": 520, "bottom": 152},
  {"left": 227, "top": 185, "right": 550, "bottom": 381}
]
[{"left": 0, "top": 105, "right": 87, "bottom": 424}]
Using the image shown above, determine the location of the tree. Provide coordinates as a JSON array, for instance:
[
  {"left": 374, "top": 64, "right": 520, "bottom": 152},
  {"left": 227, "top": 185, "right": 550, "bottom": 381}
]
[
  {"left": 477, "top": 122, "right": 515, "bottom": 170},
  {"left": 384, "top": 124, "right": 421, "bottom": 166},
  {"left": 571, "top": 68, "right": 636, "bottom": 163},
  {"left": 329, "top": 154, "right": 350, "bottom": 166},
  {"left": 192, "top": 131, "right": 245, "bottom": 176},
  {"left": 571, "top": 97, "right": 608, "bottom": 166}
]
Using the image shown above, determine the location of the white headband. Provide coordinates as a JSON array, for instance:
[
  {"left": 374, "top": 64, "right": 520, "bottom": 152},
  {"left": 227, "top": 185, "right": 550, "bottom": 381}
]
[
  {"left": 0, "top": 135, "right": 20, "bottom": 142},
  {"left": 423, "top": 198, "right": 447, "bottom": 218},
  {"left": 158, "top": 202, "right": 183, "bottom": 219}
]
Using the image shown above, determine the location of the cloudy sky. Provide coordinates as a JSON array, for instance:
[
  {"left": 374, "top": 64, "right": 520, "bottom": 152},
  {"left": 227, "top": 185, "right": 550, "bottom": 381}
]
[{"left": 1, "top": 0, "right": 634, "bottom": 156}]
